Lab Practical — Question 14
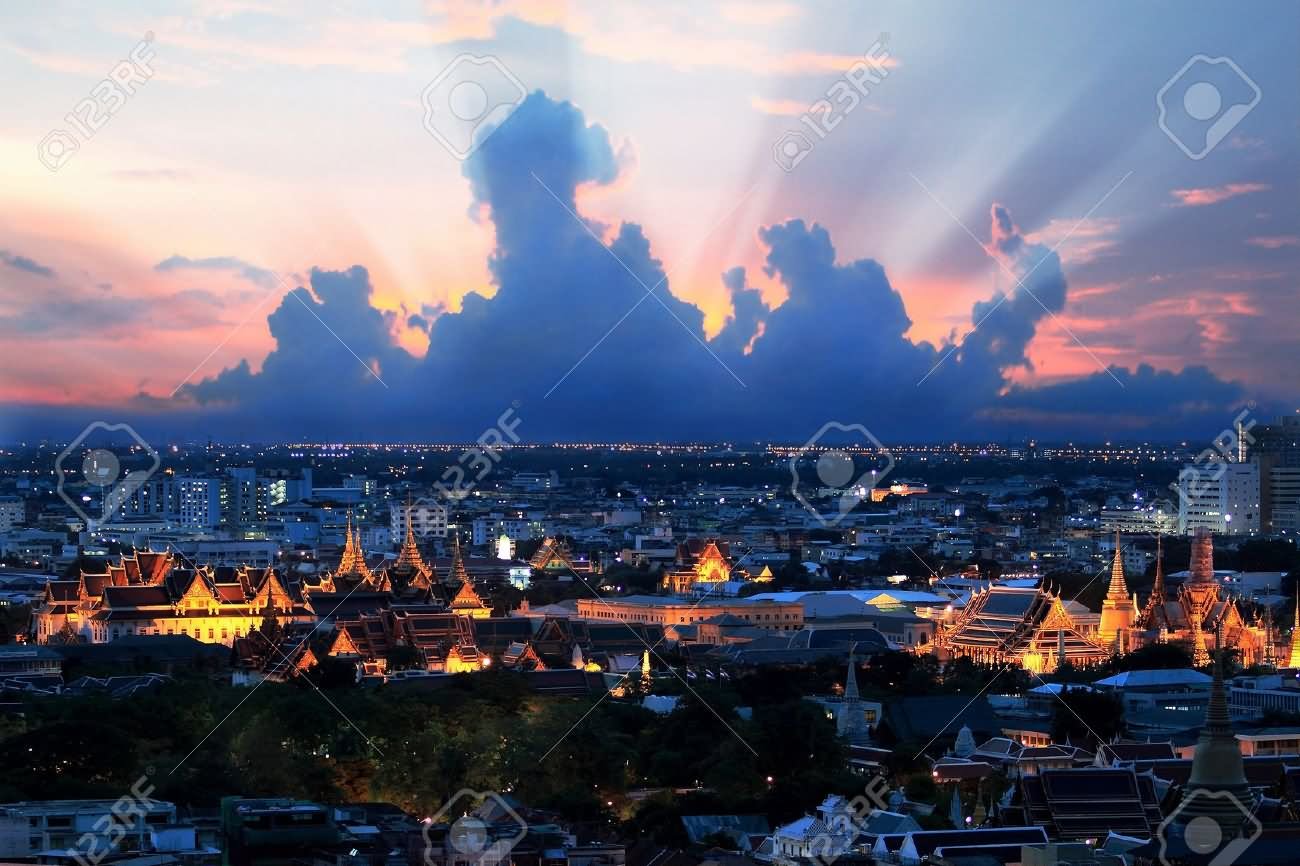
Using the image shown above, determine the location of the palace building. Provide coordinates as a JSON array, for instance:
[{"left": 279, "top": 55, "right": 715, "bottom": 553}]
[{"left": 32, "top": 550, "right": 313, "bottom": 645}]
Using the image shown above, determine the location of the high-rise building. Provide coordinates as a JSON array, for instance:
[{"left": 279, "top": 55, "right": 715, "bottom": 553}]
[
  {"left": 1263, "top": 466, "right": 1300, "bottom": 534},
  {"left": 174, "top": 476, "right": 226, "bottom": 529},
  {"left": 0, "top": 496, "right": 25, "bottom": 532},
  {"left": 1243, "top": 414, "right": 1300, "bottom": 534},
  {"left": 118, "top": 476, "right": 176, "bottom": 520},
  {"left": 1243, "top": 413, "right": 1300, "bottom": 467},
  {"left": 1176, "top": 462, "right": 1259, "bottom": 535},
  {"left": 389, "top": 498, "right": 448, "bottom": 539}
]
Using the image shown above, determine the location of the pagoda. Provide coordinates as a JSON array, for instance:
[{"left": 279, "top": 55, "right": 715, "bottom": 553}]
[
  {"left": 1142, "top": 528, "right": 1267, "bottom": 667},
  {"left": 1098, "top": 531, "right": 1138, "bottom": 652},
  {"left": 1136, "top": 534, "right": 1169, "bottom": 632},
  {"left": 447, "top": 534, "right": 491, "bottom": 619},
  {"left": 333, "top": 514, "right": 377, "bottom": 588},
  {"left": 388, "top": 501, "right": 435, "bottom": 593},
  {"left": 1182, "top": 529, "right": 1218, "bottom": 667}
]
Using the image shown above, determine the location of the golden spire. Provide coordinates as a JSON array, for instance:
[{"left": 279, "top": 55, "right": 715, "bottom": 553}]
[
  {"left": 1106, "top": 531, "right": 1129, "bottom": 601},
  {"left": 1175, "top": 626, "right": 1252, "bottom": 840},
  {"left": 1099, "top": 531, "right": 1135, "bottom": 650},
  {"left": 393, "top": 496, "right": 433, "bottom": 585},
  {"left": 337, "top": 513, "right": 359, "bottom": 572},
  {"left": 449, "top": 531, "right": 470, "bottom": 586},
  {"left": 1139, "top": 534, "right": 1168, "bottom": 630},
  {"left": 335, "top": 512, "right": 375, "bottom": 582}
]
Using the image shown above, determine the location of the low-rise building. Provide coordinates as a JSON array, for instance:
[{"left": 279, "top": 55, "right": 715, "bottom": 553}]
[{"left": 575, "top": 595, "right": 803, "bottom": 630}]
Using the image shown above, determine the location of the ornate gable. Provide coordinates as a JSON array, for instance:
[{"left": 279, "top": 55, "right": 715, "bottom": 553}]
[
  {"left": 175, "top": 571, "right": 218, "bottom": 614},
  {"left": 252, "top": 570, "right": 293, "bottom": 613}
]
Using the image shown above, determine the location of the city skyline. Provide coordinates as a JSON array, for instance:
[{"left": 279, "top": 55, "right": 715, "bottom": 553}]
[{"left": 4, "top": 1, "right": 1299, "bottom": 443}]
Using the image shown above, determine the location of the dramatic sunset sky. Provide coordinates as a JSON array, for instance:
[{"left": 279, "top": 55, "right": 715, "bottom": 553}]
[{"left": 2, "top": 0, "right": 1297, "bottom": 442}]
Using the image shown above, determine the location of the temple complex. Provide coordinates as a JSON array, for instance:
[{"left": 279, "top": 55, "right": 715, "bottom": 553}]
[{"left": 938, "top": 529, "right": 1273, "bottom": 673}]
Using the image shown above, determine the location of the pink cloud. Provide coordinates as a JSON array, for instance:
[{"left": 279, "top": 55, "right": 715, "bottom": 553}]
[
  {"left": 1246, "top": 235, "right": 1300, "bottom": 249},
  {"left": 1169, "top": 182, "right": 1269, "bottom": 207}
]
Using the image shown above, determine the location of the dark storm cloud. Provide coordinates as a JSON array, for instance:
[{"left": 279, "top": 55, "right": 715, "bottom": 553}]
[
  {"left": 710, "top": 267, "right": 768, "bottom": 357},
  {"left": 162, "top": 91, "right": 1246, "bottom": 442},
  {"left": 179, "top": 267, "right": 420, "bottom": 438}
]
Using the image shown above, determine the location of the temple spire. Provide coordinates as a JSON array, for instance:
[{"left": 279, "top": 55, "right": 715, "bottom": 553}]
[
  {"left": 1099, "top": 531, "right": 1135, "bottom": 650},
  {"left": 1106, "top": 530, "right": 1129, "bottom": 600},
  {"left": 450, "top": 531, "right": 470, "bottom": 586},
  {"left": 844, "top": 645, "right": 860, "bottom": 702},
  {"left": 1139, "top": 534, "right": 1168, "bottom": 631},
  {"left": 1174, "top": 625, "right": 1252, "bottom": 841},
  {"left": 836, "top": 644, "right": 870, "bottom": 743},
  {"left": 337, "top": 513, "right": 359, "bottom": 572},
  {"left": 393, "top": 496, "right": 434, "bottom": 587}
]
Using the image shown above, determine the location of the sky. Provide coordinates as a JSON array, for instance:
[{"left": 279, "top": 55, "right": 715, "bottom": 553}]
[{"left": 1, "top": 0, "right": 1297, "bottom": 443}]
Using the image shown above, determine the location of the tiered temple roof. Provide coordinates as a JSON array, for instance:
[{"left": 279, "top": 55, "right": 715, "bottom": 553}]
[
  {"left": 447, "top": 534, "right": 491, "bottom": 619},
  {"left": 331, "top": 514, "right": 378, "bottom": 588},
  {"left": 663, "top": 538, "right": 745, "bottom": 594},
  {"left": 529, "top": 536, "right": 585, "bottom": 572},
  {"left": 941, "top": 585, "right": 1109, "bottom": 672},
  {"left": 389, "top": 503, "right": 435, "bottom": 592}
]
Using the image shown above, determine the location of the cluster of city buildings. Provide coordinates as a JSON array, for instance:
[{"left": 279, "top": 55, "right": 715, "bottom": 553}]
[{"left": 2, "top": 428, "right": 1300, "bottom": 863}]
